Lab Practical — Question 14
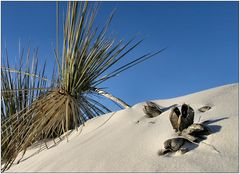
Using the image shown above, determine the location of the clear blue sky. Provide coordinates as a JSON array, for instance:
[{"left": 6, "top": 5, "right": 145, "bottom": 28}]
[{"left": 2, "top": 2, "right": 239, "bottom": 110}]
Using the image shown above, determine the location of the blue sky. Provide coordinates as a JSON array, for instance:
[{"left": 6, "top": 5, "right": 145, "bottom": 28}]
[{"left": 2, "top": 2, "right": 238, "bottom": 110}]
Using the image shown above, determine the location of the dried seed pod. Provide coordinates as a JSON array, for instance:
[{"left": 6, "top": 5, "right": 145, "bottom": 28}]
[
  {"left": 163, "top": 137, "right": 185, "bottom": 151},
  {"left": 143, "top": 101, "right": 162, "bottom": 118},
  {"left": 188, "top": 123, "right": 211, "bottom": 135},
  {"left": 198, "top": 106, "right": 212, "bottom": 113},
  {"left": 179, "top": 104, "right": 194, "bottom": 130},
  {"left": 169, "top": 107, "right": 181, "bottom": 132},
  {"left": 180, "top": 123, "right": 211, "bottom": 142}
]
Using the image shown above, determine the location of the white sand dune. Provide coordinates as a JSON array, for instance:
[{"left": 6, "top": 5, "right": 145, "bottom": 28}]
[{"left": 7, "top": 83, "right": 239, "bottom": 172}]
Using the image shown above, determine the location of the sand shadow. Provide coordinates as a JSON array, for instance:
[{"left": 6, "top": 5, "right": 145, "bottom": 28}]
[
  {"left": 17, "top": 113, "right": 118, "bottom": 164},
  {"left": 182, "top": 117, "right": 228, "bottom": 153},
  {"left": 183, "top": 141, "right": 199, "bottom": 151},
  {"left": 17, "top": 137, "right": 64, "bottom": 164},
  {"left": 207, "top": 124, "right": 222, "bottom": 134},
  {"left": 17, "top": 129, "right": 78, "bottom": 164},
  {"left": 161, "top": 104, "right": 179, "bottom": 112},
  {"left": 201, "top": 117, "right": 229, "bottom": 125}
]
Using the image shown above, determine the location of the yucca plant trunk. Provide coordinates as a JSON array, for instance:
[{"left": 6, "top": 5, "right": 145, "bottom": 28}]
[{"left": 95, "top": 88, "right": 130, "bottom": 108}]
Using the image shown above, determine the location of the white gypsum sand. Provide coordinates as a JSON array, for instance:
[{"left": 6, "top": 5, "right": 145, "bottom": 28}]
[{"left": 6, "top": 83, "right": 239, "bottom": 172}]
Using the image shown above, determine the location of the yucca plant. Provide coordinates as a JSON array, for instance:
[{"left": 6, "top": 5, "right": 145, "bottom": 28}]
[
  {"left": 1, "top": 48, "right": 49, "bottom": 170},
  {"left": 1, "top": 1, "right": 165, "bottom": 171}
]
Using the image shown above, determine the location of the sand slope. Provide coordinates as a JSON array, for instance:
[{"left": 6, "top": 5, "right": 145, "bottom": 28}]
[{"left": 7, "top": 83, "right": 239, "bottom": 172}]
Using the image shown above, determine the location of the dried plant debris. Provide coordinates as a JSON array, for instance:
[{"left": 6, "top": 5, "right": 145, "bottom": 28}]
[
  {"left": 169, "top": 104, "right": 194, "bottom": 132},
  {"left": 164, "top": 137, "right": 185, "bottom": 151},
  {"left": 182, "top": 123, "right": 211, "bottom": 136},
  {"left": 143, "top": 101, "right": 163, "bottom": 118},
  {"left": 198, "top": 106, "right": 212, "bottom": 113},
  {"left": 158, "top": 137, "right": 188, "bottom": 156},
  {"left": 179, "top": 123, "right": 211, "bottom": 142},
  {"left": 160, "top": 104, "right": 214, "bottom": 156}
]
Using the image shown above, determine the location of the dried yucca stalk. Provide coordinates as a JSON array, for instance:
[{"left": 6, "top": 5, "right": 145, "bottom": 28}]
[{"left": 1, "top": 2, "right": 164, "bottom": 171}]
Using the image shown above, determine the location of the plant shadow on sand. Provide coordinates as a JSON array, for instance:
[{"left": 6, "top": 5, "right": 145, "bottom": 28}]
[
  {"left": 16, "top": 137, "right": 65, "bottom": 164},
  {"left": 161, "top": 104, "right": 179, "bottom": 112},
  {"left": 163, "top": 117, "right": 229, "bottom": 157},
  {"left": 203, "top": 117, "right": 229, "bottom": 133},
  {"left": 182, "top": 117, "right": 228, "bottom": 153},
  {"left": 16, "top": 113, "right": 118, "bottom": 165}
]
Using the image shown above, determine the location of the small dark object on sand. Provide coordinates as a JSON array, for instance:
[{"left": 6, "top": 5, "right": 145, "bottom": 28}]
[
  {"left": 164, "top": 137, "right": 185, "bottom": 151},
  {"left": 198, "top": 106, "right": 212, "bottom": 113},
  {"left": 180, "top": 104, "right": 194, "bottom": 131},
  {"left": 169, "top": 107, "right": 181, "bottom": 132},
  {"left": 159, "top": 137, "right": 187, "bottom": 156},
  {"left": 181, "top": 123, "right": 211, "bottom": 138},
  {"left": 169, "top": 104, "right": 194, "bottom": 132},
  {"left": 158, "top": 148, "right": 171, "bottom": 155},
  {"left": 143, "top": 101, "right": 162, "bottom": 118}
]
